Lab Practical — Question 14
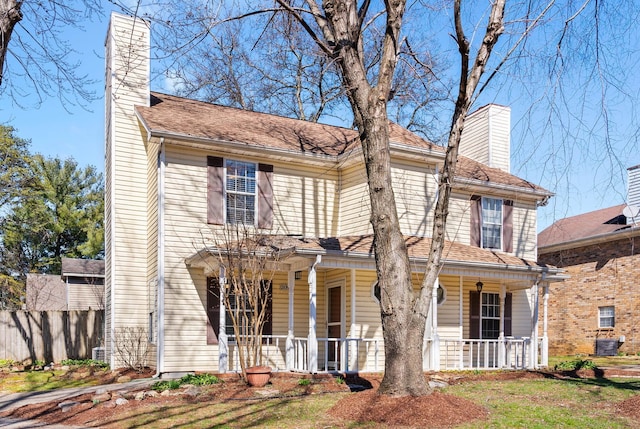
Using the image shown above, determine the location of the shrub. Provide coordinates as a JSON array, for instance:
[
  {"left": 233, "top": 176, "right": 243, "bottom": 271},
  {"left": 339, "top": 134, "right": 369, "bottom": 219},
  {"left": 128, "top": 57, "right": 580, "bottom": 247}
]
[
  {"left": 151, "top": 373, "right": 221, "bottom": 391},
  {"left": 61, "top": 359, "right": 109, "bottom": 369},
  {"left": 554, "top": 358, "right": 597, "bottom": 371},
  {"left": 297, "top": 378, "right": 311, "bottom": 386},
  {"left": 0, "top": 359, "right": 16, "bottom": 368}
]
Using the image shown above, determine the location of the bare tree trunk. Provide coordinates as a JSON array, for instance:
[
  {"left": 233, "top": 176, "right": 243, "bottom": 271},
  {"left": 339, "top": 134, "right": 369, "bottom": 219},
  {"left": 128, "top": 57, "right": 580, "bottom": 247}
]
[
  {"left": 317, "top": 0, "right": 431, "bottom": 396},
  {"left": 276, "top": 0, "right": 505, "bottom": 397},
  {"left": 0, "top": 0, "right": 22, "bottom": 86}
]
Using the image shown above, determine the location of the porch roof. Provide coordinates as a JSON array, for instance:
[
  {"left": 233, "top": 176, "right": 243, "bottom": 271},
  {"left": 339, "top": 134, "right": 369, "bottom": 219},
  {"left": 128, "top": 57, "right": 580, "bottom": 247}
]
[{"left": 186, "top": 234, "right": 563, "bottom": 281}]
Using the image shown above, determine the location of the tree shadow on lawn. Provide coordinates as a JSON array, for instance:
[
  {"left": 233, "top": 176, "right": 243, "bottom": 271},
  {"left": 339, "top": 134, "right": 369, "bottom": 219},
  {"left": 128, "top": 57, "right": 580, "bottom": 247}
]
[{"left": 539, "top": 369, "right": 640, "bottom": 392}]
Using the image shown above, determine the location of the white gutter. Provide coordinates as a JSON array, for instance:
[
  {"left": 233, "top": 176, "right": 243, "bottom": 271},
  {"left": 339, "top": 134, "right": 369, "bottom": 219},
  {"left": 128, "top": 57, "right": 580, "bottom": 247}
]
[
  {"left": 453, "top": 177, "right": 553, "bottom": 200},
  {"left": 156, "top": 138, "right": 166, "bottom": 376}
]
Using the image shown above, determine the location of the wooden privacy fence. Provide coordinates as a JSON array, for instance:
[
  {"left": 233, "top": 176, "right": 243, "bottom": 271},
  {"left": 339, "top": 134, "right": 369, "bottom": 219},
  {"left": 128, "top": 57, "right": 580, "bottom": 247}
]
[{"left": 0, "top": 310, "right": 104, "bottom": 363}]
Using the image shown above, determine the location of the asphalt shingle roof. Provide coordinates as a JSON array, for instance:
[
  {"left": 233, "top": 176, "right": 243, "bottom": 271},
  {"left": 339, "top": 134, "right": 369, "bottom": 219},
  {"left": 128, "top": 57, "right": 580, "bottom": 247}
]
[
  {"left": 538, "top": 204, "right": 629, "bottom": 248},
  {"left": 61, "top": 258, "right": 105, "bottom": 276},
  {"left": 228, "top": 234, "right": 543, "bottom": 269},
  {"left": 136, "top": 92, "right": 549, "bottom": 196}
]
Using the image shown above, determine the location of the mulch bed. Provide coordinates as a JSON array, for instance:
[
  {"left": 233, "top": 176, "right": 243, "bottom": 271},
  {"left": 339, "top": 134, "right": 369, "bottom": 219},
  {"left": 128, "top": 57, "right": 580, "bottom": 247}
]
[{"left": 2, "top": 368, "right": 640, "bottom": 428}]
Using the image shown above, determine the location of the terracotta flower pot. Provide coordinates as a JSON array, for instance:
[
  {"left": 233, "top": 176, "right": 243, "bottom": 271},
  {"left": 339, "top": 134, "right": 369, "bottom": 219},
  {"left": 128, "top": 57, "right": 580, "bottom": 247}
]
[{"left": 245, "top": 366, "right": 272, "bottom": 387}]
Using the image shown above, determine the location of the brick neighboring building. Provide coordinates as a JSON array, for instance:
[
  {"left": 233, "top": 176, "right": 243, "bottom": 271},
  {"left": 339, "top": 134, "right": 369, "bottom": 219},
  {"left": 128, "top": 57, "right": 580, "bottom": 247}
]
[{"left": 538, "top": 165, "right": 640, "bottom": 356}]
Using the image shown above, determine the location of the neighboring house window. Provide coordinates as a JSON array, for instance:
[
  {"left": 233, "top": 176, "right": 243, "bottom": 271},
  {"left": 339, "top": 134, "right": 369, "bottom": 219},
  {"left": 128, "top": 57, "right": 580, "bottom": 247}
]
[
  {"left": 206, "top": 277, "right": 273, "bottom": 345},
  {"left": 207, "top": 156, "right": 273, "bottom": 228},
  {"left": 599, "top": 306, "right": 615, "bottom": 328},
  {"left": 469, "top": 290, "right": 512, "bottom": 339},
  {"left": 470, "top": 195, "right": 513, "bottom": 252}
]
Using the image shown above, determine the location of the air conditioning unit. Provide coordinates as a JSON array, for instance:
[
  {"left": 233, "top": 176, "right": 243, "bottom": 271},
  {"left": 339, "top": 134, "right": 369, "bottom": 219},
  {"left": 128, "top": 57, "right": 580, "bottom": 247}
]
[{"left": 92, "top": 347, "right": 106, "bottom": 362}]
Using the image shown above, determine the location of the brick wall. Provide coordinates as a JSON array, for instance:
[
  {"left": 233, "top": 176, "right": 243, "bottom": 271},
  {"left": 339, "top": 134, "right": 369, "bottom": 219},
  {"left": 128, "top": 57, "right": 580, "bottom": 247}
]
[{"left": 539, "top": 235, "right": 640, "bottom": 356}]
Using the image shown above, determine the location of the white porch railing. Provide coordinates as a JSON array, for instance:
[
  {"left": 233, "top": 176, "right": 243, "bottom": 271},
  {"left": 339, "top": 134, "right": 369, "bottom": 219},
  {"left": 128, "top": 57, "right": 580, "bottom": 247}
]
[
  {"left": 223, "top": 335, "right": 531, "bottom": 373},
  {"left": 316, "top": 337, "right": 384, "bottom": 373},
  {"left": 441, "top": 337, "right": 531, "bottom": 370}
]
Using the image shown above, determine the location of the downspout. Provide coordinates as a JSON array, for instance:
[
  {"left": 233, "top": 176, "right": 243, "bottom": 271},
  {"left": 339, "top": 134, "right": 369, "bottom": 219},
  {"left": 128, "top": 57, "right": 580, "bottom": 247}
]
[{"left": 155, "top": 137, "right": 166, "bottom": 377}]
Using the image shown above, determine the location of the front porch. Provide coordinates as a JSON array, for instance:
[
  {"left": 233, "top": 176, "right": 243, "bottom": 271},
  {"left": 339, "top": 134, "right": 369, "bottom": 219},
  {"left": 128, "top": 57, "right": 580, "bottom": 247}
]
[{"left": 186, "top": 235, "right": 557, "bottom": 376}]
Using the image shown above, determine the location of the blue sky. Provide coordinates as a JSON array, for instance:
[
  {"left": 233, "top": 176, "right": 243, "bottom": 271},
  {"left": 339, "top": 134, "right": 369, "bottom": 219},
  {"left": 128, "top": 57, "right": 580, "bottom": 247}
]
[{"left": 0, "top": 5, "right": 638, "bottom": 232}]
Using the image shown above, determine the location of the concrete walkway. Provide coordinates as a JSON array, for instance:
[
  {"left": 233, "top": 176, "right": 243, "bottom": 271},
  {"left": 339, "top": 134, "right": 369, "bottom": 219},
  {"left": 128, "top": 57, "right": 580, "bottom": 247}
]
[{"left": 0, "top": 378, "right": 155, "bottom": 428}]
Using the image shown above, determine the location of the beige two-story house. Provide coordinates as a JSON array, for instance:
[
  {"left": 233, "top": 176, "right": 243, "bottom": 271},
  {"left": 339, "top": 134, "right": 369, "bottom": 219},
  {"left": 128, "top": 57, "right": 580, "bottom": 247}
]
[{"left": 105, "top": 13, "right": 562, "bottom": 377}]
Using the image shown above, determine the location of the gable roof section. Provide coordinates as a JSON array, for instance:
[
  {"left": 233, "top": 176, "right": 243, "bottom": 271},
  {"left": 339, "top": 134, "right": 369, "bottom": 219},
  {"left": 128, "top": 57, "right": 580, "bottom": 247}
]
[
  {"left": 61, "top": 258, "right": 105, "bottom": 277},
  {"left": 136, "top": 92, "right": 549, "bottom": 197},
  {"left": 136, "top": 92, "right": 360, "bottom": 156},
  {"left": 538, "top": 204, "right": 631, "bottom": 249}
]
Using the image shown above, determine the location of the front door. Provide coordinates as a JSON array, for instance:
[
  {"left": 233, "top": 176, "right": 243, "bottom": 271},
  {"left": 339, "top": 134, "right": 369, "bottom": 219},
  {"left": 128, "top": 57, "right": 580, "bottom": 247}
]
[{"left": 327, "top": 284, "right": 343, "bottom": 370}]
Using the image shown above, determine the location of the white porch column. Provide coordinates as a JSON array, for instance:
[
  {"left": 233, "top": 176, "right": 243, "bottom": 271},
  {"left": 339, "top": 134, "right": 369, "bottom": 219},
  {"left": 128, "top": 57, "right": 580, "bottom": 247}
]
[
  {"left": 530, "top": 280, "right": 540, "bottom": 369},
  {"left": 308, "top": 255, "right": 321, "bottom": 373},
  {"left": 498, "top": 285, "right": 506, "bottom": 368},
  {"left": 541, "top": 283, "right": 549, "bottom": 367},
  {"left": 430, "top": 278, "right": 440, "bottom": 371},
  {"left": 286, "top": 270, "right": 295, "bottom": 371},
  {"left": 218, "top": 267, "right": 228, "bottom": 373}
]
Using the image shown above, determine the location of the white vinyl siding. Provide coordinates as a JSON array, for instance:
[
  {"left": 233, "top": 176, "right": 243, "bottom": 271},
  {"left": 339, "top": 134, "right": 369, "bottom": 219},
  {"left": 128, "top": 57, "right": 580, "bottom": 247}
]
[
  {"left": 105, "top": 13, "right": 152, "bottom": 369},
  {"left": 391, "top": 161, "right": 437, "bottom": 236},
  {"left": 338, "top": 164, "right": 371, "bottom": 236},
  {"left": 271, "top": 164, "right": 339, "bottom": 237}
]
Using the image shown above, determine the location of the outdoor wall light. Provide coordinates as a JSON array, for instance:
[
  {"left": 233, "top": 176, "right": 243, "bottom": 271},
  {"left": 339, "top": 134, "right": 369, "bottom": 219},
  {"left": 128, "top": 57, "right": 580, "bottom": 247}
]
[
  {"left": 295, "top": 271, "right": 302, "bottom": 280},
  {"left": 476, "top": 281, "right": 484, "bottom": 293}
]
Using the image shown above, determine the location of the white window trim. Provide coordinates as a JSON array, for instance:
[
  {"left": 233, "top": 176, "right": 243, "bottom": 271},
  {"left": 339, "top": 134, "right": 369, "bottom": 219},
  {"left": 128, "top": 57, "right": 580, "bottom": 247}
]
[
  {"left": 224, "top": 159, "right": 258, "bottom": 226},
  {"left": 481, "top": 197, "right": 503, "bottom": 251},
  {"left": 598, "top": 306, "right": 615, "bottom": 328},
  {"left": 480, "top": 292, "right": 501, "bottom": 340},
  {"left": 371, "top": 280, "right": 380, "bottom": 304}
]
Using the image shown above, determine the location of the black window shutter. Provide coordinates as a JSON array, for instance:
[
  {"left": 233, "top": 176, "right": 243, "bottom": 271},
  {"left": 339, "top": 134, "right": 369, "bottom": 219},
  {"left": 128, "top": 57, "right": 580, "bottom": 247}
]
[
  {"left": 257, "top": 163, "right": 273, "bottom": 229},
  {"left": 207, "top": 156, "right": 224, "bottom": 225},
  {"left": 469, "top": 290, "right": 480, "bottom": 339},
  {"left": 470, "top": 195, "right": 481, "bottom": 247},
  {"left": 503, "top": 200, "right": 513, "bottom": 253},
  {"left": 206, "top": 277, "right": 220, "bottom": 344},
  {"left": 504, "top": 292, "right": 513, "bottom": 337},
  {"left": 263, "top": 281, "right": 273, "bottom": 337}
]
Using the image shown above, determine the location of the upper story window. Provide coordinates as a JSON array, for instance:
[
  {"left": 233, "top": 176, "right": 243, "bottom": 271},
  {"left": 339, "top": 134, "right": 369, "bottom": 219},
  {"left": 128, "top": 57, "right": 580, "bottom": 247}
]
[
  {"left": 599, "top": 306, "right": 615, "bottom": 328},
  {"left": 470, "top": 195, "right": 513, "bottom": 253},
  {"left": 207, "top": 156, "right": 273, "bottom": 229},
  {"left": 482, "top": 197, "right": 503, "bottom": 250},
  {"left": 225, "top": 160, "right": 256, "bottom": 225}
]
